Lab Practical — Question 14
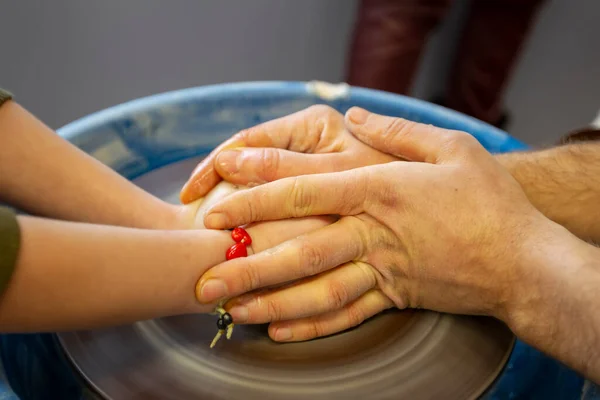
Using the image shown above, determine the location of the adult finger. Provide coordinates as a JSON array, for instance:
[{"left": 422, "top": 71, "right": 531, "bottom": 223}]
[
  {"left": 179, "top": 105, "right": 340, "bottom": 203},
  {"left": 203, "top": 170, "right": 369, "bottom": 230},
  {"left": 195, "top": 217, "right": 366, "bottom": 304},
  {"left": 213, "top": 148, "right": 350, "bottom": 186},
  {"left": 179, "top": 137, "right": 245, "bottom": 204},
  {"left": 268, "top": 289, "right": 394, "bottom": 342},
  {"left": 344, "top": 107, "right": 487, "bottom": 164},
  {"left": 247, "top": 216, "right": 333, "bottom": 254},
  {"left": 226, "top": 261, "right": 377, "bottom": 324}
]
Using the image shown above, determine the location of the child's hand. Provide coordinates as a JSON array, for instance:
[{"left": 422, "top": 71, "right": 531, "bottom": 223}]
[{"left": 174, "top": 181, "right": 244, "bottom": 230}]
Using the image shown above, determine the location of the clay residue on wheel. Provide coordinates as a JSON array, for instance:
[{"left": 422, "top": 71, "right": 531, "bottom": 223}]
[{"left": 306, "top": 81, "right": 350, "bottom": 101}]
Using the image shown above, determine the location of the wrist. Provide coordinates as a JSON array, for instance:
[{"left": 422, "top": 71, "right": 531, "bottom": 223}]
[
  {"left": 155, "top": 201, "right": 205, "bottom": 230},
  {"left": 502, "top": 217, "right": 598, "bottom": 340},
  {"left": 494, "top": 151, "right": 534, "bottom": 195},
  {"left": 495, "top": 151, "right": 568, "bottom": 236},
  {"left": 500, "top": 217, "right": 600, "bottom": 379},
  {"left": 170, "top": 202, "right": 200, "bottom": 230},
  {"left": 177, "top": 229, "right": 231, "bottom": 314},
  {"left": 180, "top": 227, "right": 256, "bottom": 314}
]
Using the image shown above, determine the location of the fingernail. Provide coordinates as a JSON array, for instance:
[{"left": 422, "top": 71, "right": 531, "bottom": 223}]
[
  {"left": 228, "top": 306, "right": 249, "bottom": 323},
  {"left": 204, "top": 212, "right": 228, "bottom": 229},
  {"left": 216, "top": 150, "right": 241, "bottom": 175},
  {"left": 274, "top": 327, "right": 293, "bottom": 341},
  {"left": 199, "top": 279, "right": 228, "bottom": 303},
  {"left": 347, "top": 107, "right": 369, "bottom": 125}
]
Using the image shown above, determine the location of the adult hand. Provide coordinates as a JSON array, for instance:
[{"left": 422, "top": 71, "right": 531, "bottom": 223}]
[
  {"left": 195, "top": 108, "right": 559, "bottom": 342},
  {"left": 173, "top": 181, "right": 335, "bottom": 304},
  {"left": 179, "top": 105, "right": 398, "bottom": 203}
]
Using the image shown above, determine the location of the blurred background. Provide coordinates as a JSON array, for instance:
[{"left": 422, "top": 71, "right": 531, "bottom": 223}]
[{"left": 1, "top": 0, "right": 599, "bottom": 146}]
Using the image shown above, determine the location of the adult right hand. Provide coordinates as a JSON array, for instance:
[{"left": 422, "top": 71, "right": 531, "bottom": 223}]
[{"left": 198, "top": 108, "right": 570, "bottom": 333}]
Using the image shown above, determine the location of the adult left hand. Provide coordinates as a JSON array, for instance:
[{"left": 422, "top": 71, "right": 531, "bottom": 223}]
[
  {"left": 178, "top": 105, "right": 398, "bottom": 204},
  {"left": 194, "top": 108, "right": 557, "bottom": 343}
]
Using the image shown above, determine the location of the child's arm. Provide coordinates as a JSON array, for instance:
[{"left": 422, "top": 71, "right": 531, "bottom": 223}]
[
  {"left": 0, "top": 91, "right": 332, "bottom": 332},
  {"left": 0, "top": 95, "right": 183, "bottom": 230},
  {"left": 0, "top": 214, "right": 330, "bottom": 332}
]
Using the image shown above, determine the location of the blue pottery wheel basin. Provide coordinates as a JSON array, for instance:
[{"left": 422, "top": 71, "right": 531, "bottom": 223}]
[{"left": 35, "top": 81, "right": 581, "bottom": 399}]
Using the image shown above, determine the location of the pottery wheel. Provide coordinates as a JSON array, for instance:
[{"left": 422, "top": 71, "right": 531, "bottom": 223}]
[{"left": 57, "top": 158, "right": 515, "bottom": 400}]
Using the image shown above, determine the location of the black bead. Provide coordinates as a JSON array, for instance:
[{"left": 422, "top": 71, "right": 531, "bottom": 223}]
[
  {"left": 217, "top": 317, "right": 227, "bottom": 330},
  {"left": 222, "top": 312, "right": 233, "bottom": 326}
]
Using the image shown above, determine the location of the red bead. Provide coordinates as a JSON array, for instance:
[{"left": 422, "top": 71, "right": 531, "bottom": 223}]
[
  {"left": 240, "top": 235, "right": 252, "bottom": 245},
  {"left": 231, "top": 227, "right": 252, "bottom": 245},
  {"left": 226, "top": 242, "right": 248, "bottom": 260}
]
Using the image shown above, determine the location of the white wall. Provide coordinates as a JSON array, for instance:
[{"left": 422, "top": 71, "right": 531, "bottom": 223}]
[
  {"left": 1, "top": 0, "right": 598, "bottom": 146},
  {"left": 503, "top": 0, "right": 600, "bottom": 146}
]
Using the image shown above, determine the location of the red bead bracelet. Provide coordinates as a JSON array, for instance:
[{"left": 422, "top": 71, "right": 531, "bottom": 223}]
[
  {"left": 231, "top": 227, "right": 252, "bottom": 245},
  {"left": 210, "top": 227, "right": 253, "bottom": 349},
  {"left": 226, "top": 227, "right": 251, "bottom": 260}
]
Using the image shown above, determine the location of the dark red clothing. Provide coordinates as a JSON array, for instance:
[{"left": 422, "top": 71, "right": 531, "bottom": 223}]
[{"left": 346, "top": 0, "right": 546, "bottom": 125}]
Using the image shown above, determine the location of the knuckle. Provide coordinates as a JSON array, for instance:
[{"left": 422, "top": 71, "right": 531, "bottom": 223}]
[
  {"left": 381, "top": 118, "right": 413, "bottom": 148},
  {"left": 374, "top": 181, "right": 402, "bottom": 210},
  {"left": 259, "top": 148, "right": 280, "bottom": 181},
  {"left": 346, "top": 303, "right": 366, "bottom": 327},
  {"left": 356, "top": 261, "right": 378, "bottom": 287},
  {"left": 306, "top": 105, "right": 342, "bottom": 142},
  {"left": 304, "top": 108, "right": 329, "bottom": 150},
  {"left": 240, "top": 262, "right": 261, "bottom": 292},
  {"left": 339, "top": 217, "right": 369, "bottom": 259},
  {"left": 236, "top": 128, "right": 253, "bottom": 142},
  {"left": 307, "top": 318, "right": 326, "bottom": 339},
  {"left": 442, "top": 130, "right": 479, "bottom": 155},
  {"left": 462, "top": 135, "right": 482, "bottom": 153},
  {"left": 243, "top": 194, "right": 259, "bottom": 222},
  {"left": 265, "top": 299, "right": 284, "bottom": 322},
  {"left": 307, "top": 104, "right": 336, "bottom": 117},
  {"left": 348, "top": 172, "right": 370, "bottom": 214},
  {"left": 290, "top": 177, "right": 315, "bottom": 217},
  {"left": 326, "top": 280, "right": 351, "bottom": 310},
  {"left": 297, "top": 239, "right": 328, "bottom": 276}
]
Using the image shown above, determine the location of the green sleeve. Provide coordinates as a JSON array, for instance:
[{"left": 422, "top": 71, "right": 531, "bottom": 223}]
[
  {"left": 0, "top": 207, "right": 20, "bottom": 296},
  {"left": 0, "top": 88, "right": 12, "bottom": 105},
  {"left": 0, "top": 88, "right": 20, "bottom": 295}
]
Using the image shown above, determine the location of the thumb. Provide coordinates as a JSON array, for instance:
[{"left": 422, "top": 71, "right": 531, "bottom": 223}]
[
  {"left": 344, "top": 107, "right": 484, "bottom": 164},
  {"left": 214, "top": 147, "right": 349, "bottom": 185}
]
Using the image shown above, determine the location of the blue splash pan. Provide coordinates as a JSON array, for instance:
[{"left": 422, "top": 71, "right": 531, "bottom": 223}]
[{"left": 0, "top": 82, "right": 584, "bottom": 400}]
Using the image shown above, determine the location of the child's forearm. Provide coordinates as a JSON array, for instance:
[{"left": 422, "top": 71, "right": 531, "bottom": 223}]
[
  {"left": 0, "top": 215, "right": 227, "bottom": 332},
  {"left": 0, "top": 214, "right": 331, "bottom": 332},
  {"left": 0, "top": 100, "right": 180, "bottom": 229}
]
